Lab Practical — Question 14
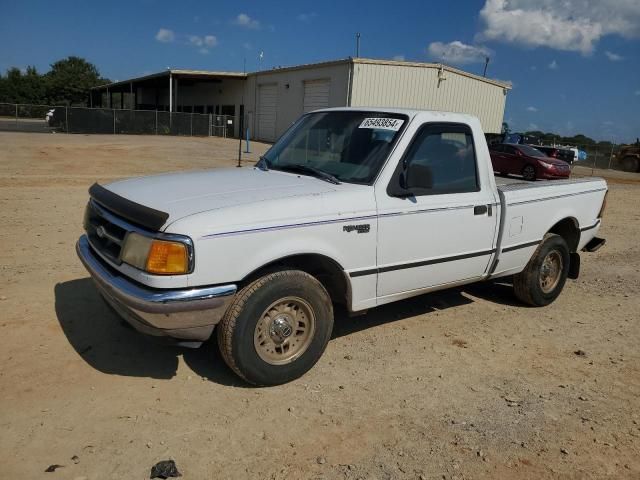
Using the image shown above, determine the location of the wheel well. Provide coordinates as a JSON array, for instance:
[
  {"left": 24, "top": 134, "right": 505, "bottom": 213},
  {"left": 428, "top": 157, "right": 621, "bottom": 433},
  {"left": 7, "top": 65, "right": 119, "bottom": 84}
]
[
  {"left": 549, "top": 217, "right": 580, "bottom": 252},
  {"left": 241, "top": 254, "right": 349, "bottom": 307}
]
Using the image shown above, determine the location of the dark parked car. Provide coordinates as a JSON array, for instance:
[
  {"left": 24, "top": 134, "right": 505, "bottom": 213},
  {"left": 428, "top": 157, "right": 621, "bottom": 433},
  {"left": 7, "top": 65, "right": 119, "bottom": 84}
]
[
  {"left": 531, "top": 145, "right": 575, "bottom": 164},
  {"left": 489, "top": 143, "right": 571, "bottom": 181}
]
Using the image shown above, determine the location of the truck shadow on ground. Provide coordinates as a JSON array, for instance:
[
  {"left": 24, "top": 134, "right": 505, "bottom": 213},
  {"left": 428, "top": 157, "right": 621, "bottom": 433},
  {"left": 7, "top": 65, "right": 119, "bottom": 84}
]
[{"left": 55, "top": 276, "right": 523, "bottom": 387}]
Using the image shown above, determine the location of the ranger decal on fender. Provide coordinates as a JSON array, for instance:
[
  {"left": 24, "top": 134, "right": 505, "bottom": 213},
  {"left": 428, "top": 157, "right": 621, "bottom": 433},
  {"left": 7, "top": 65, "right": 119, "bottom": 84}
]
[{"left": 343, "top": 224, "right": 371, "bottom": 234}]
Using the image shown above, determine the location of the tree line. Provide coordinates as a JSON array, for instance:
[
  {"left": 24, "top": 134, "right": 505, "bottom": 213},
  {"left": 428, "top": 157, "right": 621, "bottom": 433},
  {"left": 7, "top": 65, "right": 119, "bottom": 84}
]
[
  {"left": 502, "top": 122, "right": 616, "bottom": 148},
  {"left": 0, "top": 56, "right": 109, "bottom": 107}
]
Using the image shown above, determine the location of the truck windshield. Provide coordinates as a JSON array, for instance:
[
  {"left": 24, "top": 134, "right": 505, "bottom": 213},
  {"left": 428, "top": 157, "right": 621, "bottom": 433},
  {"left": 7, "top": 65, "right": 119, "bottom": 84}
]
[{"left": 260, "top": 111, "right": 408, "bottom": 184}]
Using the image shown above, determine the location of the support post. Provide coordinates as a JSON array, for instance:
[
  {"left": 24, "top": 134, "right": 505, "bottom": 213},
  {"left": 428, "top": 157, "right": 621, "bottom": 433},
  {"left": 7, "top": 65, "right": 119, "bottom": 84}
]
[
  {"left": 237, "top": 123, "right": 242, "bottom": 167},
  {"left": 607, "top": 143, "right": 615, "bottom": 170},
  {"left": 245, "top": 127, "right": 251, "bottom": 153},
  {"left": 169, "top": 73, "right": 173, "bottom": 112}
]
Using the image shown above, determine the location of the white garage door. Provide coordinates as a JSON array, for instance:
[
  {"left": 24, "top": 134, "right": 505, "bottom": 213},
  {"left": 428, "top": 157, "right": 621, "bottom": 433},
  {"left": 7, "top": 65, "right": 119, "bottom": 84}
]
[
  {"left": 257, "top": 84, "right": 277, "bottom": 142},
  {"left": 303, "top": 79, "right": 330, "bottom": 113}
]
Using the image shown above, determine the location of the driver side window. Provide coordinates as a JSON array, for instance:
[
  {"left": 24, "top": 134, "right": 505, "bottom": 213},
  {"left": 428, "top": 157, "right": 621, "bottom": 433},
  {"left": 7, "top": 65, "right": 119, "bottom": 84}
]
[{"left": 400, "top": 123, "right": 479, "bottom": 195}]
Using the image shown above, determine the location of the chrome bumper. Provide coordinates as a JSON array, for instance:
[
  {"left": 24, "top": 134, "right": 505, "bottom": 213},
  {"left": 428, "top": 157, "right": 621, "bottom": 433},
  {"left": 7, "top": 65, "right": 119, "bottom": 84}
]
[{"left": 76, "top": 235, "right": 237, "bottom": 342}]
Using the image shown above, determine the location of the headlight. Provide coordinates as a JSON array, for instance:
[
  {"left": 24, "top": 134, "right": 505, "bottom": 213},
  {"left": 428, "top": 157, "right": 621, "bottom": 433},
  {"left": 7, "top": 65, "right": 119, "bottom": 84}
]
[
  {"left": 121, "top": 233, "right": 190, "bottom": 275},
  {"left": 121, "top": 233, "right": 153, "bottom": 269}
]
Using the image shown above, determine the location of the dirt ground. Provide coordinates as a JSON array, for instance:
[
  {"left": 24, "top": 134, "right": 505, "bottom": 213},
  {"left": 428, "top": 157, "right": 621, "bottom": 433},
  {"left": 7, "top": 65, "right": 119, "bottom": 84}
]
[{"left": 1, "top": 131, "right": 639, "bottom": 480}]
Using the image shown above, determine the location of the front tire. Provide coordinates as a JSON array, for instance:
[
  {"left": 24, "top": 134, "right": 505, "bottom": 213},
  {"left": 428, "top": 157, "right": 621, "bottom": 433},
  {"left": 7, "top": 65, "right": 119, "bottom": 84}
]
[
  {"left": 513, "top": 233, "right": 570, "bottom": 307},
  {"left": 522, "top": 164, "right": 536, "bottom": 181},
  {"left": 217, "top": 270, "right": 334, "bottom": 386}
]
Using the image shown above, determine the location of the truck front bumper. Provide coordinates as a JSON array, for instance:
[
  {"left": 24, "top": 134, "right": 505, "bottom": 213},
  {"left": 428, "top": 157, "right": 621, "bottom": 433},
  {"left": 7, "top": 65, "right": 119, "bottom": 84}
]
[{"left": 76, "top": 235, "right": 237, "bottom": 343}]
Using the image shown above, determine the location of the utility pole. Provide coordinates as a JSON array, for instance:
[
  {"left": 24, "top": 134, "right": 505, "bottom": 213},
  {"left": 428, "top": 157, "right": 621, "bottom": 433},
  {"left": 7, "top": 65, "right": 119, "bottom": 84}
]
[
  {"left": 356, "top": 33, "right": 361, "bottom": 58},
  {"left": 483, "top": 56, "right": 490, "bottom": 77}
]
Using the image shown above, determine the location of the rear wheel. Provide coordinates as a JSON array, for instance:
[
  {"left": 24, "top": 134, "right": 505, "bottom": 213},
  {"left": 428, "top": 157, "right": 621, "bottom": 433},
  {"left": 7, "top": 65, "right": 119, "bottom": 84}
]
[
  {"left": 522, "top": 164, "right": 536, "bottom": 181},
  {"left": 621, "top": 156, "right": 639, "bottom": 173},
  {"left": 513, "top": 233, "right": 570, "bottom": 307},
  {"left": 217, "top": 270, "right": 334, "bottom": 386}
]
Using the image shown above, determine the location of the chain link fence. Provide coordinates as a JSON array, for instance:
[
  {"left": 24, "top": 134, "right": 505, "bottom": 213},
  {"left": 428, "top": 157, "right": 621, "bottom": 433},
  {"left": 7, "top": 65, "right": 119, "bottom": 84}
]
[{"left": 0, "top": 103, "right": 235, "bottom": 138}]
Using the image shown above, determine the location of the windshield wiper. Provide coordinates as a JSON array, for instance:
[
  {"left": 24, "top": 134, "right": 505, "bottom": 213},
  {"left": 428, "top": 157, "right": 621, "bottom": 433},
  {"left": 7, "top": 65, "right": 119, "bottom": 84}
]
[
  {"left": 256, "top": 155, "right": 270, "bottom": 171},
  {"left": 276, "top": 164, "right": 341, "bottom": 185}
]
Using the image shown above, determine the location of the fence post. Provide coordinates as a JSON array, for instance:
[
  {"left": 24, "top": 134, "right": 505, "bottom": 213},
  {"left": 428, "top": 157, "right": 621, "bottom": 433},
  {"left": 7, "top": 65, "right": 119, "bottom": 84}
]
[
  {"left": 15, "top": 104, "right": 18, "bottom": 129},
  {"left": 155, "top": 110, "right": 158, "bottom": 135},
  {"left": 65, "top": 106, "right": 69, "bottom": 133},
  {"left": 208, "top": 114, "right": 212, "bottom": 136},
  {"left": 607, "top": 143, "right": 615, "bottom": 170},
  {"left": 190, "top": 112, "right": 193, "bottom": 136}
]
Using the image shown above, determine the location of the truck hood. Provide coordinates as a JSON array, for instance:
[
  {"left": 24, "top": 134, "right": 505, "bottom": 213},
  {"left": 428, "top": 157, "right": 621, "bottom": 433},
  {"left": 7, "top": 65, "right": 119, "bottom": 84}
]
[{"left": 104, "top": 168, "right": 338, "bottom": 229}]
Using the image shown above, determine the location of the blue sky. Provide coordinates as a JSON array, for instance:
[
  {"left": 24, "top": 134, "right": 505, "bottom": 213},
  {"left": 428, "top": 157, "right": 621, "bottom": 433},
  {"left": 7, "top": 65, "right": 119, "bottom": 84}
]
[{"left": 1, "top": 0, "right": 639, "bottom": 142}]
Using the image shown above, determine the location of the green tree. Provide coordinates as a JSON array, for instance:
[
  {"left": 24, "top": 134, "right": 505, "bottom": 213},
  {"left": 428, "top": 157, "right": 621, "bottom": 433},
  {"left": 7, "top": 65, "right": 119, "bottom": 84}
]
[
  {"left": 45, "top": 56, "right": 109, "bottom": 106},
  {"left": 501, "top": 121, "right": 511, "bottom": 135},
  {"left": 0, "top": 66, "right": 46, "bottom": 104}
]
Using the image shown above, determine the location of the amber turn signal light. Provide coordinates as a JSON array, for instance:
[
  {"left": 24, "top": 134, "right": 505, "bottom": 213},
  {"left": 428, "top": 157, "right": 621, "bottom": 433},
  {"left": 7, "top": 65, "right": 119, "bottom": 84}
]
[{"left": 145, "top": 240, "right": 189, "bottom": 274}]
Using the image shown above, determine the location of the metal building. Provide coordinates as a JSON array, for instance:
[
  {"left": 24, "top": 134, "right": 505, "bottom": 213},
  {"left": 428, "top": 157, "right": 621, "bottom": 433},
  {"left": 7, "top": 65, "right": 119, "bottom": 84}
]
[{"left": 91, "top": 58, "right": 511, "bottom": 141}]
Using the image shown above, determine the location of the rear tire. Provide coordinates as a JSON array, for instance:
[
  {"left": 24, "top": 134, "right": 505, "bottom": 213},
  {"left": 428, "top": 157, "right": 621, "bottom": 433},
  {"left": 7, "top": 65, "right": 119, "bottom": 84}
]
[
  {"left": 217, "top": 270, "right": 334, "bottom": 386},
  {"left": 621, "top": 156, "right": 639, "bottom": 173},
  {"left": 513, "top": 233, "right": 570, "bottom": 307},
  {"left": 522, "top": 164, "right": 536, "bottom": 181}
]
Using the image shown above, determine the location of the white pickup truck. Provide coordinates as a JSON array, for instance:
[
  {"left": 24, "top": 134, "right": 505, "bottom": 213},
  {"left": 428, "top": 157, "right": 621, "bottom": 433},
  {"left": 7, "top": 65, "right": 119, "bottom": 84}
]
[{"left": 77, "top": 108, "right": 607, "bottom": 385}]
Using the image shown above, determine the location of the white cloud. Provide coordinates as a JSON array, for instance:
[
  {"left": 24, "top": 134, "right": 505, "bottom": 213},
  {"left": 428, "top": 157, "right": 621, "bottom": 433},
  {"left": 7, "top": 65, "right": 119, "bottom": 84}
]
[
  {"left": 392, "top": 55, "right": 406, "bottom": 61},
  {"left": 233, "top": 13, "right": 260, "bottom": 29},
  {"left": 530, "top": 65, "right": 537, "bottom": 71},
  {"left": 605, "top": 50, "right": 623, "bottom": 61},
  {"left": 297, "top": 12, "right": 317, "bottom": 22},
  {"left": 526, "top": 106, "right": 538, "bottom": 112},
  {"left": 548, "top": 59, "right": 558, "bottom": 69},
  {"left": 477, "top": 0, "right": 640, "bottom": 54},
  {"left": 427, "top": 41, "right": 492, "bottom": 64},
  {"left": 187, "top": 34, "right": 217, "bottom": 54},
  {"left": 155, "top": 28, "right": 175, "bottom": 43}
]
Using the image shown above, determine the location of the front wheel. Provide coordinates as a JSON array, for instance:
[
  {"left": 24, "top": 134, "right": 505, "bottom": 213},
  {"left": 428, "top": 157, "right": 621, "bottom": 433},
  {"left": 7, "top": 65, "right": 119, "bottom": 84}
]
[
  {"left": 513, "top": 233, "right": 570, "bottom": 307},
  {"left": 217, "top": 270, "right": 334, "bottom": 386},
  {"left": 522, "top": 164, "right": 536, "bottom": 181}
]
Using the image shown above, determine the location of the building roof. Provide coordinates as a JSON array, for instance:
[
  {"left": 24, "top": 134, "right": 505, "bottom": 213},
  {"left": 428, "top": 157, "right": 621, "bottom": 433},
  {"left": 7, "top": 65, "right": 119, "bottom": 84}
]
[
  {"left": 93, "top": 57, "right": 511, "bottom": 91},
  {"left": 92, "top": 69, "right": 247, "bottom": 90}
]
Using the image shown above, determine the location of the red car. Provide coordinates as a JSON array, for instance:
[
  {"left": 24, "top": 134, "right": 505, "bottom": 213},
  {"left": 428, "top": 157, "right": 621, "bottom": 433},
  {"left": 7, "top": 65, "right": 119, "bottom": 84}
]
[{"left": 489, "top": 143, "right": 571, "bottom": 180}]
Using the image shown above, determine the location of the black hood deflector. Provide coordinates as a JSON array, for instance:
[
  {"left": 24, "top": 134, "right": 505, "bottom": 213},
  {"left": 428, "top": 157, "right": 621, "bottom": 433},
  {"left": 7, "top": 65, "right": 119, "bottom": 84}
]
[{"left": 89, "top": 183, "right": 169, "bottom": 231}]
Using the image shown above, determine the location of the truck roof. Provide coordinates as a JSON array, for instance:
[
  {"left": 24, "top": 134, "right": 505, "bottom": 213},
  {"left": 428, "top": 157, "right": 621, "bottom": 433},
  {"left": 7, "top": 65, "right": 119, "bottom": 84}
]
[{"left": 315, "top": 106, "right": 479, "bottom": 123}]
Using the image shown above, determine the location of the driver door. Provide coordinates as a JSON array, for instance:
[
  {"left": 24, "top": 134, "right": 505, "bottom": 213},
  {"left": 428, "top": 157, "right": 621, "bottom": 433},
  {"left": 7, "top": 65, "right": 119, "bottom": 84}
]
[{"left": 375, "top": 122, "right": 498, "bottom": 298}]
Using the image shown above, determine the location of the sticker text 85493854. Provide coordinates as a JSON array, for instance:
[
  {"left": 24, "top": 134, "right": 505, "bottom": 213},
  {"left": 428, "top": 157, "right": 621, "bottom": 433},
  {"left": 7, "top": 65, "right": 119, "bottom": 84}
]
[{"left": 358, "top": 117, "right": 404, "bottom": 131}]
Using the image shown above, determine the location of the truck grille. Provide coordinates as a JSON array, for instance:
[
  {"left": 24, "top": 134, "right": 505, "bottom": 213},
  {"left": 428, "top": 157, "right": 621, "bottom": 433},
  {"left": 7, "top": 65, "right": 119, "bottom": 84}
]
[{"left": 84, "top": 200, "right": 128, "bottom": 264}]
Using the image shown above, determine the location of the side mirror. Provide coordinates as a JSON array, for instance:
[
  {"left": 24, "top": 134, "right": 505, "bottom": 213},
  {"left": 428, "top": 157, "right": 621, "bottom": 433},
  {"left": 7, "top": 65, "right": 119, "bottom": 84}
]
[{"left": 388, "top": 171, "right": 412, "bottom": 198}]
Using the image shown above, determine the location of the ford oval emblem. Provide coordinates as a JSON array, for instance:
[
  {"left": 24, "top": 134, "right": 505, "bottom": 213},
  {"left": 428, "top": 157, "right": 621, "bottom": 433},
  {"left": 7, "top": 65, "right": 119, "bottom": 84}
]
[{"left": 96, "top": 225, "right": 107, "bottom": 239}]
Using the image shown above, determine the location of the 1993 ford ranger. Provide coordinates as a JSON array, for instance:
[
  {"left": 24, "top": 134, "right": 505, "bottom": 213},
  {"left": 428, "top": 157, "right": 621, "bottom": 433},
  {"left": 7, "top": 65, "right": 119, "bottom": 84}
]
[{"left": 77, "top": 108, "right": 607, "bottom": 385}]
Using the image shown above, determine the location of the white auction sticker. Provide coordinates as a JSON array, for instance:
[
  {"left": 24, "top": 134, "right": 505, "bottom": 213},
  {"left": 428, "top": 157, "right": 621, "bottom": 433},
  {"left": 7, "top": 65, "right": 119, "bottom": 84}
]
[{"left": 358, "top": 117, "right": 404, "bottom": 131}]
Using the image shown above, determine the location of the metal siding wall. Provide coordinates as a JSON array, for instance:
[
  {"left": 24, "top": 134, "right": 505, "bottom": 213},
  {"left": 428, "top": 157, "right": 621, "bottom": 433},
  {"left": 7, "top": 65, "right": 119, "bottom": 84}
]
[
  {"left": 351, "top": 63, "right": 507, "bottom": 133},
  {"left": 244, "top": 63, "right": 350, "bottom": 141}
]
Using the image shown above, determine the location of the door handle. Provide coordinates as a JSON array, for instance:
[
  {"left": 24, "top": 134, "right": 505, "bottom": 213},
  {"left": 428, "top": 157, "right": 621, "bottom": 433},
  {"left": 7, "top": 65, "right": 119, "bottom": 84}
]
[{"left": 474, "top": 205, "right": 488, "bottom": 215}]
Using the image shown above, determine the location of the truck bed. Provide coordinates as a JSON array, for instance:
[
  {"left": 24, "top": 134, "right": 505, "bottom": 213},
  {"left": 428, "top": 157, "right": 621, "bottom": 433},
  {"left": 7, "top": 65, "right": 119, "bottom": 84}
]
[{"left": 490, "top": 175, "right": 607, "bottom": 279}]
